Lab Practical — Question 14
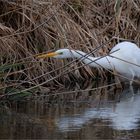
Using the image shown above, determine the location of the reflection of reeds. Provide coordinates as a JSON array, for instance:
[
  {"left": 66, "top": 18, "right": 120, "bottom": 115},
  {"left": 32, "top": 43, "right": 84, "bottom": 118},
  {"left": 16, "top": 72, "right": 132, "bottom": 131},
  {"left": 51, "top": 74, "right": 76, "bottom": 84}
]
[{"left": 0, "top": 0, "right": 139, "bottom": 98}]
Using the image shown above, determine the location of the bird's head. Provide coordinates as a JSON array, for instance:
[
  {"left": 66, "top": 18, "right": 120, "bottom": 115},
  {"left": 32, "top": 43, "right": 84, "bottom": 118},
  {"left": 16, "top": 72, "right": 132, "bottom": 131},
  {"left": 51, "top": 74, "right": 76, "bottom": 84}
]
[{"left": 37, "top": 49, "right": 75, "bottom": 59}]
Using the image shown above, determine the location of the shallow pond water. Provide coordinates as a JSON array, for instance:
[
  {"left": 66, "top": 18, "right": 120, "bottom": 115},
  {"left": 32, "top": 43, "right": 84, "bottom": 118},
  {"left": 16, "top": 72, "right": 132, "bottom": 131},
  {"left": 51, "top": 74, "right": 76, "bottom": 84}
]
[{"left": 0, "top": 84, "right": 140, "bottom": 139}]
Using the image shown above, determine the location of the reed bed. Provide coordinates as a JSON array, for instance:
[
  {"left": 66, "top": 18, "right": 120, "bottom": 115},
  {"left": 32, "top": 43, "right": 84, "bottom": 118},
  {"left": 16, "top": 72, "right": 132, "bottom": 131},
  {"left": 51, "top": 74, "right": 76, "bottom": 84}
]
[{"left": 0, "top": 0, "right": 140, "bottom": 100}]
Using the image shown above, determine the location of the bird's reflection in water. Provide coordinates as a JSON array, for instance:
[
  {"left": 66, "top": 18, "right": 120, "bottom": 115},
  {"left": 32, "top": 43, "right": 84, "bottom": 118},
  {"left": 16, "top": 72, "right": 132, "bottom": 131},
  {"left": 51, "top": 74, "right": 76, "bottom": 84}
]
[{"left": 56, "top": 86, "right": 140, "bottom": 131}]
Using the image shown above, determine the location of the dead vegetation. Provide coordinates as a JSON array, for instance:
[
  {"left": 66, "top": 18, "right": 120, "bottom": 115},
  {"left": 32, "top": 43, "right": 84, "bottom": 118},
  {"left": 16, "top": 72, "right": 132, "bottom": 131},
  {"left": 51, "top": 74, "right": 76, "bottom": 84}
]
[{"left": 0, "top": 0, "right": 140, "bottom": 98}]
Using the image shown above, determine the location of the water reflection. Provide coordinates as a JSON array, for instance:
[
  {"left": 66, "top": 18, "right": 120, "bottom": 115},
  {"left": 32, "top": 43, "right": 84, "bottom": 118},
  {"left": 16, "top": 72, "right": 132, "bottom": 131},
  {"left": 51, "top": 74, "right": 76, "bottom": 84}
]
[
  {"left": 57, "top": 86, "right": 140, "bottom": 131},
  {"left": 0, "top": 85, "right": 140, "bottom": 139}
]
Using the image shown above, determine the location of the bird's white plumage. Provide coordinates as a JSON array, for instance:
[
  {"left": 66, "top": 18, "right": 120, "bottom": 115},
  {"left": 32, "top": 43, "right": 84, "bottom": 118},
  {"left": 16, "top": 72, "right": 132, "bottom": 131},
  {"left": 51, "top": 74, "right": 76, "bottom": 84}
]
[{"left": 43, "top": 41, "right": 140, "bottom": 81}]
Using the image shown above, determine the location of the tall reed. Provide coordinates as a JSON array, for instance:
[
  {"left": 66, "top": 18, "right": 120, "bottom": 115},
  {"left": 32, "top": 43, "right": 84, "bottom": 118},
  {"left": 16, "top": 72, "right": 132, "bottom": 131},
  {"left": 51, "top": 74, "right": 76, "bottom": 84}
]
[{"left": 0, "top": 0, "right": 139, "bottom": 97}]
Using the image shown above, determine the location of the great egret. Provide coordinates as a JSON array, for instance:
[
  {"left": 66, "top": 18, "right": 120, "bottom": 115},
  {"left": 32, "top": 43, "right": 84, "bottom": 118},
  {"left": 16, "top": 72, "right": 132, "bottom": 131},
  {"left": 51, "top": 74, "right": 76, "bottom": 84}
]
[{"left": 37, "top": 41, "right": 140, "bottom": 82}]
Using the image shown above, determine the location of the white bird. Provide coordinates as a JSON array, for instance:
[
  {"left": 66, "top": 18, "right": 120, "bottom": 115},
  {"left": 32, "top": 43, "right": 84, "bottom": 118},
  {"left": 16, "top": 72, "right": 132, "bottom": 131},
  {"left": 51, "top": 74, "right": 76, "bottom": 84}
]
[{"left": 37, "top": 41, "right": 140, "bottom": 82}]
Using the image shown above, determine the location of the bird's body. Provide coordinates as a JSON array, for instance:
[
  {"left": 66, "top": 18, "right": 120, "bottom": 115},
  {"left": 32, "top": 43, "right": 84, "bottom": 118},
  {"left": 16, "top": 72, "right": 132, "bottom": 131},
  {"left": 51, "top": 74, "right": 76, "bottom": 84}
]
[{"left": 37, "top": 41, "right": 140, "bottom": 82}]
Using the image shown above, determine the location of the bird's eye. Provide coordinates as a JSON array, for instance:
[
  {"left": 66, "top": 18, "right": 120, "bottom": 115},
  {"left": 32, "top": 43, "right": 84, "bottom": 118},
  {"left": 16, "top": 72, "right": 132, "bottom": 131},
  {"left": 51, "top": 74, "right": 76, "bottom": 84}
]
[{"left": 58, "top": 52, "right": 63, "bottom": 55}]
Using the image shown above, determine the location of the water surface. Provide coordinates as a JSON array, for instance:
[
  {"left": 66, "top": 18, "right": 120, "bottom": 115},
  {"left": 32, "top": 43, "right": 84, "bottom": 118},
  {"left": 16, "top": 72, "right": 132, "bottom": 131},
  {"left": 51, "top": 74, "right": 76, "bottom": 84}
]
[{"left": 0, "top": 84, "right": 140, "bottom": 139}]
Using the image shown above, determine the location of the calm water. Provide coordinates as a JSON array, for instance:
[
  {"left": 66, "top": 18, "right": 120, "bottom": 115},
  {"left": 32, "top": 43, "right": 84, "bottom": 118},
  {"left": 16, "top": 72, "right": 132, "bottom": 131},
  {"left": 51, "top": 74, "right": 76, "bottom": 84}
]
[{"left": 0, "top": 84, "right": 140, "bottom": 139}]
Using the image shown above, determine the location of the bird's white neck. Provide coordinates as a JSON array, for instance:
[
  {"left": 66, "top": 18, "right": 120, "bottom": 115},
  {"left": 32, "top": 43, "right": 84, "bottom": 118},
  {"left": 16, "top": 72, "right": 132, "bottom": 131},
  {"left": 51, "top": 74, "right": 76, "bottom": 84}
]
[{"left": 71, "top": 50, "right": 112, "bottom": 69}]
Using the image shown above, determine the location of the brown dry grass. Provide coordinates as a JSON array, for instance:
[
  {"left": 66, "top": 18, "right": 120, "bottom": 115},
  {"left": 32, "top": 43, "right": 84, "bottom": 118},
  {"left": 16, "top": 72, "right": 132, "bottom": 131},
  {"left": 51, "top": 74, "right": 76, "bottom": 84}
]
[{"left": 0, "top": 0, "right": 140, "bottom": 96}]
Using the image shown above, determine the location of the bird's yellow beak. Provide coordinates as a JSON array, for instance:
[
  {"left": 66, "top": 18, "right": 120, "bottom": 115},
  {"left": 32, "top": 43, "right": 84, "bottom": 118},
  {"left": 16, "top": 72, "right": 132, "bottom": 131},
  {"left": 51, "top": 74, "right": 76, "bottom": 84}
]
[{"left": 37, "top": 52, "right": 58, "bottom": 58}]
